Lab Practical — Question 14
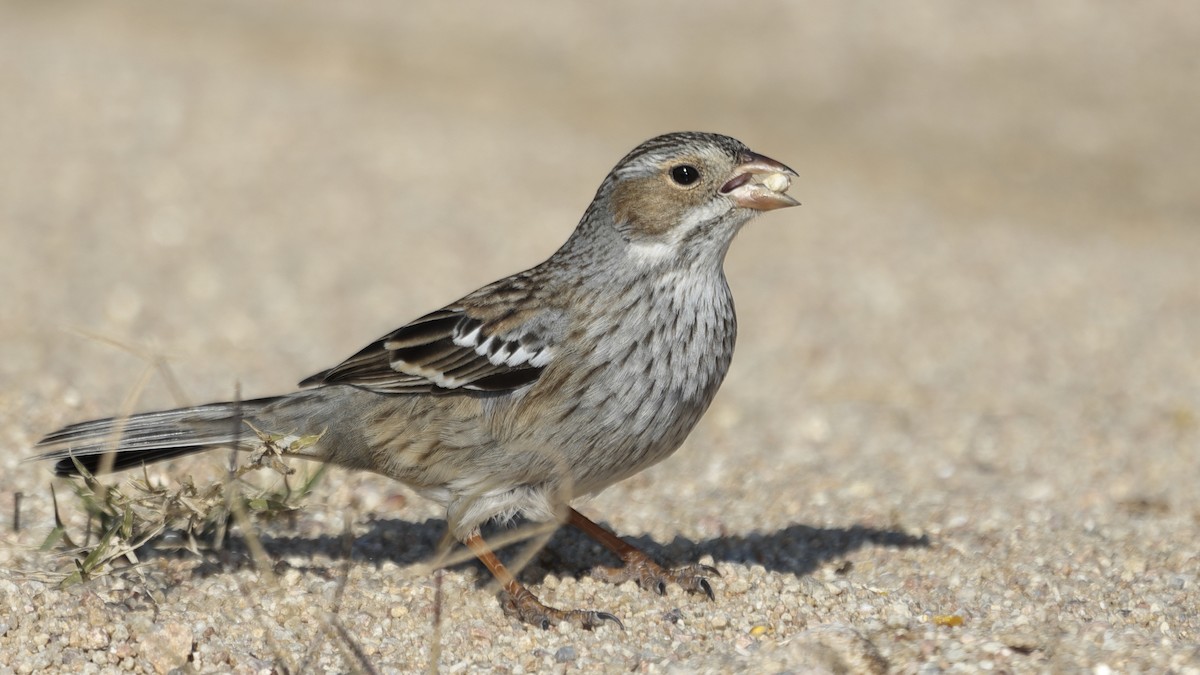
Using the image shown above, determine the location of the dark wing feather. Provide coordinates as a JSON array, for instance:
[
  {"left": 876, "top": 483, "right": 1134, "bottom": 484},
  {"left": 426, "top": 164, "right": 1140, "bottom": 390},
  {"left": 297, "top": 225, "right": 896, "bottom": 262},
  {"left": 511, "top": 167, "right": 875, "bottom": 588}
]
[{"left": 298, "top": 308, "right": 553, "bottom": 395}]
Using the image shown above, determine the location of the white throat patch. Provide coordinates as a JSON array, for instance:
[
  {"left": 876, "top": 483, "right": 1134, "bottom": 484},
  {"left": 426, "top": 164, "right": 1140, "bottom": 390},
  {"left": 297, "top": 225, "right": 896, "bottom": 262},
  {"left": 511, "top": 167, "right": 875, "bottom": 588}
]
[{"left": 625, "top": 198, "right": 731, "bottom": 265}]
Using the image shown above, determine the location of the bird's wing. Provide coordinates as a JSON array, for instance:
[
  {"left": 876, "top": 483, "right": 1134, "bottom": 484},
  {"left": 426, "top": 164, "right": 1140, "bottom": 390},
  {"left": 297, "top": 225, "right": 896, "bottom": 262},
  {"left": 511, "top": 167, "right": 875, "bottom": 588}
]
[{"left": 298, "top": 305, "right": 561, "bottom": 395}]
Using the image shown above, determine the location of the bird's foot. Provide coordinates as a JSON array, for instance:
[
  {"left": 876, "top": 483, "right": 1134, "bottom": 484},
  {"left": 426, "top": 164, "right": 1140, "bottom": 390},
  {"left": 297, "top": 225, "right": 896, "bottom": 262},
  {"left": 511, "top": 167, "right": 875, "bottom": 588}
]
[
  {"left": 590, "top": 552, "right": 719, "bottom": 599},
  {"left": 500, "top": 589, "right": 624, "bottom": 631}
]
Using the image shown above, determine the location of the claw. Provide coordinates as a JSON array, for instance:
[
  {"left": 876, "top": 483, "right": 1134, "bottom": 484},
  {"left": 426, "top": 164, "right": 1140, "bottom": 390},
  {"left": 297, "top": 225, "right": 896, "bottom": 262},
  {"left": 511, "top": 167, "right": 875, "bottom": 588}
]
[
  {"left": 594, "top": 611, "right": 625, "bottom": 630},
  {"left": 590, "top": 556, "right": 719, "bottom": 602},
  {"left": 566, "top": 609, "right": 625, "bottom": 631},
  {"left": 501, "top": 590, "right": 623, "bottom": 631}
]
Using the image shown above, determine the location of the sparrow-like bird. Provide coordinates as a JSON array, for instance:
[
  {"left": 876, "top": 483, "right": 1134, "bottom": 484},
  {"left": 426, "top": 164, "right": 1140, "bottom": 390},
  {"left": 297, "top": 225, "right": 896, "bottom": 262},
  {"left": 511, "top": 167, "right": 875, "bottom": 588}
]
[{"left": 33, "top": 131, "right": 798, "bottom": 629}]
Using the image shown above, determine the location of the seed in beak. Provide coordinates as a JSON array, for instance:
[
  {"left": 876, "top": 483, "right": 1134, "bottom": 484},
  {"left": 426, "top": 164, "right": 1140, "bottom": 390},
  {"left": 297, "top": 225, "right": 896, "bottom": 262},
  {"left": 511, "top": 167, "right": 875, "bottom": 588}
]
[{"left": 763, "top": 172, "right": 790, "bottom": 194}]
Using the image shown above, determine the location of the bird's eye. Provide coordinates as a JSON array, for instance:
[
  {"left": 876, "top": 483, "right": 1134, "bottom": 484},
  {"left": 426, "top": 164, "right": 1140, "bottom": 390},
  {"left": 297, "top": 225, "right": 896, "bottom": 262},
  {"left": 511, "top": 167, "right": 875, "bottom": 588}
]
[{"left": 670, "top": 165, "right": 700, "bottom": 186}]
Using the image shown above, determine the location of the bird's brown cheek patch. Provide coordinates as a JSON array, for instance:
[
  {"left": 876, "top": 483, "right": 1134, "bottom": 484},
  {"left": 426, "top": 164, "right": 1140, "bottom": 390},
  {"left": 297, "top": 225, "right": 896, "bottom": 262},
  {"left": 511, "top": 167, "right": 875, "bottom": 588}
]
[{"left": 611, "top": 177, "right": 681, "bottom": 238}]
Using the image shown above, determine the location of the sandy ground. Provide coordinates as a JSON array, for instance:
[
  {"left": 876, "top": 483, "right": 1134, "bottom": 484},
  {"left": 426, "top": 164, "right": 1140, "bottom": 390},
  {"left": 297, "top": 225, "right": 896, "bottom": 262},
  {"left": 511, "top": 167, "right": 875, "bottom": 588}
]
[{"left": 1, "top": 2, "right": 1198, "bottom": 673}]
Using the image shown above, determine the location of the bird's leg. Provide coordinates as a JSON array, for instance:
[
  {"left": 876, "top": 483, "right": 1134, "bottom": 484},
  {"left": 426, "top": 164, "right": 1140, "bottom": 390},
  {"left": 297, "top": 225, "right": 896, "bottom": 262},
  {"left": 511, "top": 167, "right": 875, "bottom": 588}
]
[
  {"left": 567, "top": 507, "right": 718, "bottom": 599},
  {"left": 462, "top": 530, "right": 623, "bottom": 630}
]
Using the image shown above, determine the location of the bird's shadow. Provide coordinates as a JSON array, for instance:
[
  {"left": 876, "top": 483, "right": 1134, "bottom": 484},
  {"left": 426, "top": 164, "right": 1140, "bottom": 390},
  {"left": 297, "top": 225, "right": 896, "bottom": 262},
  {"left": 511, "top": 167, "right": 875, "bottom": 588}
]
[{"left": 191, "top": 515, "right": 929, "bottom": 586}]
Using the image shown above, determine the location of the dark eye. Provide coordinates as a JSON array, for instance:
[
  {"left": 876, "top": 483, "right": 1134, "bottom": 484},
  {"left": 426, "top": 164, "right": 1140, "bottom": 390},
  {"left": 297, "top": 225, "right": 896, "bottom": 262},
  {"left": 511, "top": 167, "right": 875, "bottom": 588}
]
[{"left": 670, "top": 165, "right": 700, "bottom": 186}]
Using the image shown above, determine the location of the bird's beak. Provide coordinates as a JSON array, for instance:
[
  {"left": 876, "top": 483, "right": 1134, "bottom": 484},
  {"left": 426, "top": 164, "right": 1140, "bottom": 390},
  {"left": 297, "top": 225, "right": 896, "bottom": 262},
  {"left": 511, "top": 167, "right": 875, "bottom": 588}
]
[{"left": 719, "top": 151, "right": 800, "bottom": 211}]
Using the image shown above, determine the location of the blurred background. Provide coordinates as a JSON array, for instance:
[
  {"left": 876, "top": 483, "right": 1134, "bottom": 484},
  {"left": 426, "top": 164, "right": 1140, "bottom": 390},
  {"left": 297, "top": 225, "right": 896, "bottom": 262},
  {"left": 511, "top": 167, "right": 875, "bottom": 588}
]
[
  {"left": 1, "top": 2, "right": 1197, "bottom": 669},
  {"left": 2, "top": 2, "right": 1195, "bottom": 403}
]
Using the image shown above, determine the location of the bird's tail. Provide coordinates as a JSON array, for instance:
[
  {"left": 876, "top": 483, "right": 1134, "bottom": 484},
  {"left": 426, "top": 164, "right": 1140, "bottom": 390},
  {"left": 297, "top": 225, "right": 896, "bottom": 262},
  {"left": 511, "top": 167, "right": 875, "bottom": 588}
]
[{"left": 32, "top": 396, "right": 288, "bottom": 477}]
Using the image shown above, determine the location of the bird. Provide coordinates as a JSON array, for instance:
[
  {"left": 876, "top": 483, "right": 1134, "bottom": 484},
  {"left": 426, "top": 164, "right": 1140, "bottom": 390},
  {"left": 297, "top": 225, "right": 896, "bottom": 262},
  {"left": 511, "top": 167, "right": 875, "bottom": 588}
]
[{"left": 32, "top": 131, "right": 799, "bottom": 629}]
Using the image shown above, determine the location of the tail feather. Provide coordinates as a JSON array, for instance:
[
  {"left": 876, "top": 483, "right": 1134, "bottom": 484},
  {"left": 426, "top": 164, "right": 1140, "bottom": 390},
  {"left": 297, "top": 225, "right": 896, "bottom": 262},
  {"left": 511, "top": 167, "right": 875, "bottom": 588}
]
[{"left": 32, "top": 397, "right": 283, "bottom": 477}]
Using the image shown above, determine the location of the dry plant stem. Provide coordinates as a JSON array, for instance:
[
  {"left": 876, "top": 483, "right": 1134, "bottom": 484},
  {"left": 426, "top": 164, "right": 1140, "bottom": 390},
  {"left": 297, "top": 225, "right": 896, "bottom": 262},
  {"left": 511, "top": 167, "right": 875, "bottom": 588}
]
[
  {"left": 567, "top": 507, "right": 718, "bottom": 600},
  {"left": 72, "top": 329, "right": 192, "bottom": 407},
  {"left": 327, "top": 615, "right": 380, "bottom": 675},
  {"left": 429, "top": 568, "right": 443, "bottom": 675},
  {"left": 95, "top": 375, "right": 143, "bottom": 476},
  {"left": 225, "top": 477, "right": 296, "bottom": 673},
  {"left": 463, "top": 530, "right": 622, "bottom": 630}
]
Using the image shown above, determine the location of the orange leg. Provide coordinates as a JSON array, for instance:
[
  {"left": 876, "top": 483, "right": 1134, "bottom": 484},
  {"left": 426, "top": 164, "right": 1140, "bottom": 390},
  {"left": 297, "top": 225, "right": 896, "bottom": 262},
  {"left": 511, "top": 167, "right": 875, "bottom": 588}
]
[
  {"left": 567, "top": 507, "right": 718, "bottom": 599},
  {"left": 463, "top": 530, "right": 622, "bottom": 630}
]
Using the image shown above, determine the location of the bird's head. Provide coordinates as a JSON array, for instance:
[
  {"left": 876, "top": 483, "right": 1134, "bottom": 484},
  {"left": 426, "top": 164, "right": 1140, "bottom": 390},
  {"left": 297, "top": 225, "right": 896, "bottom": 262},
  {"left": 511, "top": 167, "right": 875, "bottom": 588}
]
[{"left": 596, "top": 132, "right": 798, "bottom": 260}]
